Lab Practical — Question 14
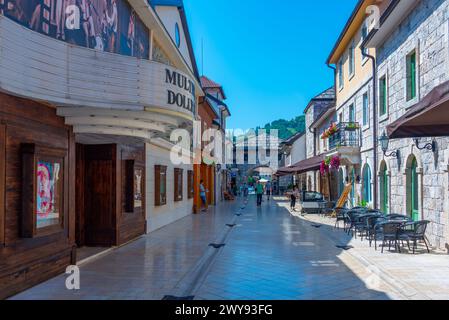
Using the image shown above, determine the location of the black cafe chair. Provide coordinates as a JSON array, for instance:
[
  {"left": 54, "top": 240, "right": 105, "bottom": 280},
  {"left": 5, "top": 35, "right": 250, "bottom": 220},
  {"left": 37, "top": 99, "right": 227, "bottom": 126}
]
[{"left": 399, "top": 220, "right": 431, "bottom": 254}]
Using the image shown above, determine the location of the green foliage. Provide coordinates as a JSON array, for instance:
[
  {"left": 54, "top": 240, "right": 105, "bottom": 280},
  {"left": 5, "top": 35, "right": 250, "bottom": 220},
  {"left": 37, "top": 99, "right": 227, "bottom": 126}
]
[{"left": 257, "top": 115, "right": 306, "bottom": 140}]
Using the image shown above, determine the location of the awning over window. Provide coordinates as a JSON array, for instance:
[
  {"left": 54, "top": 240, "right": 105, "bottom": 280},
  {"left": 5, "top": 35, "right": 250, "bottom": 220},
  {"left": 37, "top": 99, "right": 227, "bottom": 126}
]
[
  {"left": 276, "top": 154, "right": 324, "bottom": 176},
  {"left": 387, "top": 80, "right": 449, "bottom": 139}
]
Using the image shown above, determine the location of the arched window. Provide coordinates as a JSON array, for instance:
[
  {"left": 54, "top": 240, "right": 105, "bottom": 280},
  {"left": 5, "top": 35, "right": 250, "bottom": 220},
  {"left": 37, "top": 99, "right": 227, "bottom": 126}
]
[
  {"left": 380, "top": 161, "right": 389, "bottom": 214},
  {"left": 362, "top": 164, "right": 372, "bottom": 203}
]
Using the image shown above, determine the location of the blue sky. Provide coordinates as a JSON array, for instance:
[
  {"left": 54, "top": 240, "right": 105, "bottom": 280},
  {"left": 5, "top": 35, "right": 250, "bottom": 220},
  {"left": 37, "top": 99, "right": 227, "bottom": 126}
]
[{"left": 184, "top": 0, "right": 358, "bottom": 129}]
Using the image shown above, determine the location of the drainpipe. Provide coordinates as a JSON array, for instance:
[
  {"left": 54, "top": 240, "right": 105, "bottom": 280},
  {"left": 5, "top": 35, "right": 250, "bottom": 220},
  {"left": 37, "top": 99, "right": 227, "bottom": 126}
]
[
  {"left": 361, "top": 46, "right": 378, "bottom": 209},
  {"left": 326, "top": 63, "right": 337, "bottom": 198}
]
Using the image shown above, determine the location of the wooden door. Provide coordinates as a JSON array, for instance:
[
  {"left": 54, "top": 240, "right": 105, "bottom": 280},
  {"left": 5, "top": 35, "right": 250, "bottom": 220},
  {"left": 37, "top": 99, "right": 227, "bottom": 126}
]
[{"left": 84, "top": 157, "right": 116, "bottom": 246}]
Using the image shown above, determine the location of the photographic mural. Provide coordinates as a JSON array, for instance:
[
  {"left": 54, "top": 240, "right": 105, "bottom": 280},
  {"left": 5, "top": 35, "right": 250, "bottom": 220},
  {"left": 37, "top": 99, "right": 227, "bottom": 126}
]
[
  {"left": 1, "top": 0, "right": 149, "bottom": 59},
  {"left": 36, "top": 161, "right": 61, "bottom": 229}
]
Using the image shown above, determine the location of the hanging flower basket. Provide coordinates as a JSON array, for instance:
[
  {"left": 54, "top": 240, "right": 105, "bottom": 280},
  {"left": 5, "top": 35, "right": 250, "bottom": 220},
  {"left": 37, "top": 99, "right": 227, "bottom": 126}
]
[
  {"left": 330, "top": 156, "right": 340, "bottom": 170},
  {"left": 321, "top": 123, "right": 339, "bottom": 140},
  {"left": 320, "top": 161, "right": 329, "bottom": 176}
]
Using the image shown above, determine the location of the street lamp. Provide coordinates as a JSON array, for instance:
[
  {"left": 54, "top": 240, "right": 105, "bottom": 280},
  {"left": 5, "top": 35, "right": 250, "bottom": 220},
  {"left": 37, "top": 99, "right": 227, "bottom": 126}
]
[{"left": 379, "top": 131, "right": 400, "bottom": 158}]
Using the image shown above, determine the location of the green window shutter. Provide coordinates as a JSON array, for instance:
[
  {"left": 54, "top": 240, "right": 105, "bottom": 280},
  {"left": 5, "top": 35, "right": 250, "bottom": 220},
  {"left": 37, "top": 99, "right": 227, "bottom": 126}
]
[
  {"left": 407, "top": 52, "right": 417, "bottom": 101},
  {"left": 379, "top": 77, "right": 387, "bottom": 116}
]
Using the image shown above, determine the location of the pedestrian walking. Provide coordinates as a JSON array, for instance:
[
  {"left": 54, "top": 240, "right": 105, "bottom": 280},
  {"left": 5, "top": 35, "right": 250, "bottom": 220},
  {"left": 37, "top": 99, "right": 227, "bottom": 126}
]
[
  {"left": 266, "top": 181, "right": 272, "bottom": 201},
  {"left": 290, "top": 187, "right": 298, "bottom": 212},
  {"left": 256, "top": 181, "right": 264, "bottom": 206},
  {"left": 200, "top": 180, "right": 207, "bottom": 212}
]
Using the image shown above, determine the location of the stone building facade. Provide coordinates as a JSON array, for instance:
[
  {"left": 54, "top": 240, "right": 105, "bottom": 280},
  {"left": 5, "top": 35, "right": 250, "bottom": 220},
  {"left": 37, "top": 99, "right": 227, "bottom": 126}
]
[
  {"left": 370, "top": 0, "right": 449, "bottom": 248},
  {"left": 304, "top": 88, "right": 336, "bottom": 192}
]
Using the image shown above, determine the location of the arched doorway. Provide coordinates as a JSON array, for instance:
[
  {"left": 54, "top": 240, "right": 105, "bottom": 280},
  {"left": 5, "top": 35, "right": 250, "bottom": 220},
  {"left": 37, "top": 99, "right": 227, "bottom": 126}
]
[
  {"left": 406, "top": 155, "right": 419, "bottom": 221},
  {"left": 362, "top": 164, "right": 372, "bottom": 205},
  {"left": 379, "top": 161, "right": 389, "bottom": 214}
]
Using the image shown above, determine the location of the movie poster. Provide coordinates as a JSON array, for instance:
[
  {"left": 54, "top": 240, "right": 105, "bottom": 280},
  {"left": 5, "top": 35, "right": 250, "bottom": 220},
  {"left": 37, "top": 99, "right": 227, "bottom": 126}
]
[{"left": 1, "top": 0, "right": 149, "bottom": 59}]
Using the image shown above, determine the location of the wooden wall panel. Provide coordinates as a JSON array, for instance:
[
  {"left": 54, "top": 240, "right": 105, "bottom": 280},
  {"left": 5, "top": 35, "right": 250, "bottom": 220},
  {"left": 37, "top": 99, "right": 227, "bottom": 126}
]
[
  {"left": 118, "top": 145, "right": 146, "bottom": 246},
  {"left": 0, "top": 123, "right": 5, "bottom": 246},
  {"left": 0, "top": 92, "right": 74, "bottom": 299}
]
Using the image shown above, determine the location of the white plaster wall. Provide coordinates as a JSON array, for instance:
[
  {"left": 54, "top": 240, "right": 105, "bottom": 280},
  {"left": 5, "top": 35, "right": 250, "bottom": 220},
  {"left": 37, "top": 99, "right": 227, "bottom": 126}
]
[
  {"left": 154, "top": 6, "right": 193, "bottom": 70},
  {"left": 290, "top": 135, "right": 306, "bottom": 164},
  {"left": 146, "top": 143, "right": 193, "bottom": 233}
]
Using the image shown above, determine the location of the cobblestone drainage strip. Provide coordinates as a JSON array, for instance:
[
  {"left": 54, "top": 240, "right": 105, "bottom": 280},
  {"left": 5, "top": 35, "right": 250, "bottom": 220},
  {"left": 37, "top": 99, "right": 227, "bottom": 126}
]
[
  {"left": 209, "top": 243, "right": 226, "bottom": 249},
  {"left": 336, "top": 245, "right": 354, "bottom": 251},
  {"left": 162, "top": 295, "right": 195, "bottom": 301}
]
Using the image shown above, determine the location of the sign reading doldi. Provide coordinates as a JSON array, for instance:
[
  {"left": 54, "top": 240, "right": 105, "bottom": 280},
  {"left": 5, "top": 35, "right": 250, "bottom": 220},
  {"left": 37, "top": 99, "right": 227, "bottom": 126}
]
[
  {"left": 166, "top": 69, "right": 196, "bottom": 114},
  {"left": 1, "top": 0, "right": 149, "bottom": 59}
]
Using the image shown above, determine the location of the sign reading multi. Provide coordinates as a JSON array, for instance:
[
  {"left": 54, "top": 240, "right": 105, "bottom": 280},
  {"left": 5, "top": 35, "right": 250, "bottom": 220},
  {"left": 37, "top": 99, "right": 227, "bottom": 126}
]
[
  {"left": 165, "top": 68, "right": 196, "bottom": 114},
  {"left": 1, "top": 0, "right": 149, "bottom": 59}
]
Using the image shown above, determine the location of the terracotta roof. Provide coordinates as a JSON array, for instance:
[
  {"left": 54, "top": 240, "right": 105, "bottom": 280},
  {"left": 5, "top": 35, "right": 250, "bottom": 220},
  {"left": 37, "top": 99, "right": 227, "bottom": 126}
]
[
  {"left": 201, "top": 76, "right": 222, "bottom": 88},
  {"left": 201, "top": 76, "right": 227, "bottom": 100}
]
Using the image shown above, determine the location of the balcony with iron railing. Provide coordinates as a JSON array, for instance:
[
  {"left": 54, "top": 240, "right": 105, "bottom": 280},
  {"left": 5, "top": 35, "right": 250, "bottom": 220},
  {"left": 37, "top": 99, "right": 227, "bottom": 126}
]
[
  {"left": 328, "top": 122, "right": 361, "bottom": 150},
  {"left": 325, "top": 122, "right": 361, "bottom": 165}
]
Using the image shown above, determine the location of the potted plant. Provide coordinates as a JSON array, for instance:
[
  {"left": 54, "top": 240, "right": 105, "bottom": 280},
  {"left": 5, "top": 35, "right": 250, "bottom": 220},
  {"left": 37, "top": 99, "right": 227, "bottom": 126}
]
[{"left": 345, "top": 122, "right": 360, "bottom": 131}]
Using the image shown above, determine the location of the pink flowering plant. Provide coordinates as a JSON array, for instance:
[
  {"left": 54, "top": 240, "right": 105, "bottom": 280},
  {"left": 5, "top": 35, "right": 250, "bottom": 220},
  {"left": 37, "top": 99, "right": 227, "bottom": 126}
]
[
  {"left": 330, "top": 156, "right": 340, "bottom": 170},
  {"left": 320, "top": 161, "right": 329, "bottom": 176}
]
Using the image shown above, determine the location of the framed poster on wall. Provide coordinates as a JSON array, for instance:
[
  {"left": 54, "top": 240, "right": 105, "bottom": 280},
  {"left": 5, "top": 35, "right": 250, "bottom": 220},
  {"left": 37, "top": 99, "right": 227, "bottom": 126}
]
[{"left": 21, "top": 143, "right": 66, "bottom": 238}]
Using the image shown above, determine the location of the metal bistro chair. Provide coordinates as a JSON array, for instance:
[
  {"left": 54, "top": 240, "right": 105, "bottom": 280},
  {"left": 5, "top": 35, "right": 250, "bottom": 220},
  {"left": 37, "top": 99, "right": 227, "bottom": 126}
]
[
  {"left": 345, "top": 209, "right": 367, "bottom": 237},
  {"left": 374, "top": 221, "right": 404, "bottom": 253},
  {"left": 367, "top": 216, "right": 387, "bottom": 248},
  {"left": 354, "top": 214, "right": 379, "bottom": 241},
  {"left": 399, "top": 220, "right": 431, "bottom": 254},
  {"left": 334, "top": 208, "right": 349, "bottom": 229}
]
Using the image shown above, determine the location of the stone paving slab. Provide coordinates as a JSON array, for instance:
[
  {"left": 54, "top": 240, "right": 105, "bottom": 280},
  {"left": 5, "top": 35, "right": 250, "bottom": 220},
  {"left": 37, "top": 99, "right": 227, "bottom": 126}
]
[
  {"left": 194, "top": 197, "right": 404, "bottom": 300},
  {"left": 11, "top": 196, "right": 445, "bottom": 300},
  {"left": 10, "top": 201, "right": 244, "bottom": 300},
  {"left": 283, "top": 201, "right": 449, "bottom": 300}
]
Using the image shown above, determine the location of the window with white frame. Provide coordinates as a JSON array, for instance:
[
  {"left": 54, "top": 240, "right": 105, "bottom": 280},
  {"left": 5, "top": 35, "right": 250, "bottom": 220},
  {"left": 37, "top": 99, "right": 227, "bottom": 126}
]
[
  {"left": 362, "top": 92, "right": 369, "bottom": 126},
  {"left": 338, "top": 59, "right": 344, "bottom": 89},
  {"left": 349, "top": 42, "right": 355, "bottom": 76}
]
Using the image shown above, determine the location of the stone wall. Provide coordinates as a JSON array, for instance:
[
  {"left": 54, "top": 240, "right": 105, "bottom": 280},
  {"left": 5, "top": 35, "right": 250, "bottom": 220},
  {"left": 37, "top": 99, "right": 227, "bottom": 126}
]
[{"left": 376, "top": 0, "right": 449, "bottom": 248}]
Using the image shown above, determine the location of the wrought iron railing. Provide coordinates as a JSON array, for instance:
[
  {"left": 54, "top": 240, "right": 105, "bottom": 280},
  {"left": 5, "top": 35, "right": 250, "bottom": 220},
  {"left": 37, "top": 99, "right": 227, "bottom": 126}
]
[{"left": 328, "top": 122, "right": 361, "bottom": 150}]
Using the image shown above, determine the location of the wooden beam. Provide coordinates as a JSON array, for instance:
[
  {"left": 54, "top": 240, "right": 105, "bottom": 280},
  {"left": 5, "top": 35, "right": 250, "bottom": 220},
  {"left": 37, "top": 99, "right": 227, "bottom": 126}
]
[{"left": 0, "top": 123, "right": 5, "bottom": 246}]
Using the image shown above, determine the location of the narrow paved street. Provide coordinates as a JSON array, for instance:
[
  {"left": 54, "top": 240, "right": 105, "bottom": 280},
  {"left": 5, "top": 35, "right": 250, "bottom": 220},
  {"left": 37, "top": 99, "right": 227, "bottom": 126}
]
[{"left": 11, "top": 197, "right": 409, "bottom": 300}]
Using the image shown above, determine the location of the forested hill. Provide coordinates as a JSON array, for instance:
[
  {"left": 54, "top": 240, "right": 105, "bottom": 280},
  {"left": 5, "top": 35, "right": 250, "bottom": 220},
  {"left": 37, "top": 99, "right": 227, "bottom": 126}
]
[{"left": 256, "top": 115, "right": 306, "bottom": 141}]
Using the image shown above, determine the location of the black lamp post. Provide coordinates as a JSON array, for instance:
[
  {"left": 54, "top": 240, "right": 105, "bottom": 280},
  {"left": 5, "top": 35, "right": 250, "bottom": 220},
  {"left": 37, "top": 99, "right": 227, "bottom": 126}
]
[{"left": 379, "top": 132, "right": 400, "bottom": 158}]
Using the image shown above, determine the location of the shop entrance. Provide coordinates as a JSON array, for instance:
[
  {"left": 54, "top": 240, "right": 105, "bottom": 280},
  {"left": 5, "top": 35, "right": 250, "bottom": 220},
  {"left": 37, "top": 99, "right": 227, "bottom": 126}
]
[
  {"left": 76, "top": 144, "right": 117, "bottom": 250},
  {"left": 75, "top": 142, "right": 146, "bottom": 261}
]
